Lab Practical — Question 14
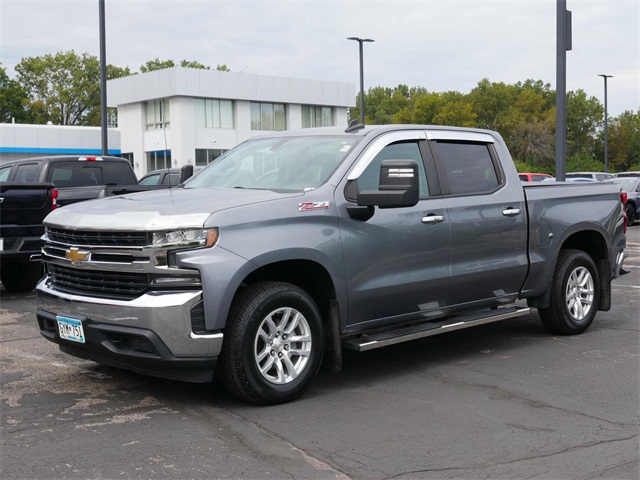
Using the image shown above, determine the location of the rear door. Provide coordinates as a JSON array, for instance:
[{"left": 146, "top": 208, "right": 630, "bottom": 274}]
[{"left": 428, "top": 131, "right": 528, "bottom": 308}]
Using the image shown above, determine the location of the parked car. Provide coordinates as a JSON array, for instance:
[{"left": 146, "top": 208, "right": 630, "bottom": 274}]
[
  {"left": 541, "top": 177, "right": 598, "bottom": 183},
  {"left": 0, "top": 155, "right": 174, "bottom": 292},
  {"left": 139, "top": 167, "right": 203, "bottom": 186},
  {"left": 608, "top": 177, "right": 640, "bottom": 226},
  {"left": 518, "top": 172, "right": 553, "bottom": 182},
  {"left": 616, "top": 171, "right": 640, "bottom": 178},
  {"left": 36, "top": 125, "right": 628, "bottom": 405},
  {"left": 0, "top": 182, "right": 56, "bottom": 291},
  {"left": 566, "top": 172, "right": 615, "bottom": 181}
]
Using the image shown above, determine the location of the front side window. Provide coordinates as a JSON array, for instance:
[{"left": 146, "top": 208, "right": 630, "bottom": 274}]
[
  {"left": 146, "top": 99, "right": 170, "bottom": 130},
  {"left": 186, "top": 135, "right": 359, "bottom": 191},
  {"left": 194, "top": 99, "right": 234, "bottom": 128},
  {"left": 357, "top": 141, "right": 429, "bottom": 199},
  {"left": 434, "top": 141, "right": 501, "bottom": 195},
  {"left": 302, "top": 105, "right": 335, "bottom": 128},
  {"left": 250, "top": 102, "right": 286, "bottom": 131}
]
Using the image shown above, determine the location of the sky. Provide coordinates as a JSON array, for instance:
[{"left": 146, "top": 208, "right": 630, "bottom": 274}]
[{"left": 0, "top": 0, "right": 638, "bottom": 117}]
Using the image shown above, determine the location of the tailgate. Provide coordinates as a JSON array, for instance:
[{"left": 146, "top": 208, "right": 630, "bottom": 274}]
[{"left": 0, "top": 182, "right": 54, "bottom": 233}]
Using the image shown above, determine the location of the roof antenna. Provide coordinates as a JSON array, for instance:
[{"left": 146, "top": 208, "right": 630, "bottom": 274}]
[{"left": 345, "top": 119, "right": 365, "bottom": 133}]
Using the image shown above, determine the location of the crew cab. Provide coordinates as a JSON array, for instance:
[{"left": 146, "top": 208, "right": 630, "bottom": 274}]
[{"left": 36, "top": 125, "right": 628, "bottom": 404}]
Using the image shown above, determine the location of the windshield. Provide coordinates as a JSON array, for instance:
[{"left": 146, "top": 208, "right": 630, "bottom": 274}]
[{"left": 185, "top": 136, "right": 359, "bottom": 191}]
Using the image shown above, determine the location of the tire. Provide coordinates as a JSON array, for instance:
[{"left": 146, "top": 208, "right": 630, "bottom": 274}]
[
  {"left": 0, "top": 262, "right": 43, "bottom": 293},
  {"left": 538, "top": 249, "right": 599, "bottom": 335},
  {"left": 625, "top": 203, "right": 636, "bottom": 226},
  {"left": 219, "top": 282, "right": 325, "bottom": 405}
]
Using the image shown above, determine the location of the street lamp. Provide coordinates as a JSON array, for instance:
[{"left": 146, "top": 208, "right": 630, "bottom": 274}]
[
  {"left": 347, "top": 37, "right": 374, "bottom": 124},
  {"left": 598, "top": 74, "right": 613, "bottom": 173}
]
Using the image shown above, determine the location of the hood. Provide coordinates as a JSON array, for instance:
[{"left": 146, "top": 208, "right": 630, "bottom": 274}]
[{"left": 44, "top": 187, "right": 301, "bottom": 230}]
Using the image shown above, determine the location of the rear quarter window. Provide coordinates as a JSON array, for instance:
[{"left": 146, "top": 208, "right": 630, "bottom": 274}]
[{"left": 15, "top": 163, "right": 39, "bottom": 182}]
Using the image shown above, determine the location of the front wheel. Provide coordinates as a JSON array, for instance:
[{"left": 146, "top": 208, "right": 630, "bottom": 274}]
[
  {"left": 538, "top": 249, "right": 600, "bottom": 335},
  {"left": 219, "top": 282, "right": 324, "bottom": 404}
]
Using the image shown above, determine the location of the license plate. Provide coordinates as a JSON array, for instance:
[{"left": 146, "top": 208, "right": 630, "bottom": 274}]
[{"left": 56, "top": 315, "right": 85, "bottom": 343}]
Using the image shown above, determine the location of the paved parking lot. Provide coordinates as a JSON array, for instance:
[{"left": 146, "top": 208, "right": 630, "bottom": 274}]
[{"left": 1, "top": 228, "right": 639, "bottom": 479}]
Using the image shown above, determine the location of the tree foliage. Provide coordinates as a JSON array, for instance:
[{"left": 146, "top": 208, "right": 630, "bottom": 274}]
[
  {"left": 14, "top": 50, "right": 131, "bottom": 126},
  {"left": 140, "top": 58, "right": 229, "bottom": 73},
  {"left": 4, "top": 50, "right": 638, "bottom": 173},
  {"left": 0, "top": 64, "right": 32, "bottom": 123}
]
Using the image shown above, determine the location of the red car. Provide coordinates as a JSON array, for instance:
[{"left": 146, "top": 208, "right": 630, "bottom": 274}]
[{"left": 519, "top": 173, "right": 553, "bottom": 182}]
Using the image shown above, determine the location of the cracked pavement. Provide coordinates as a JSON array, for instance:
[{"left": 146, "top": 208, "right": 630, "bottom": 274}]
[{"left": 1, "top": 227, "right": 639, "bottom": 479}]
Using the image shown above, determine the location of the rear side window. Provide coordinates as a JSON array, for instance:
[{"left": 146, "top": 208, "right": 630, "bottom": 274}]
[
  {"left": 15, "top": 163, "right": 39, "bottom": 182},
  {"left": 48, "top": 161, "right": 136, "bottom": 187},
  {"left": 139, "top": 174, "right": 161, "bottom": 185},
  {"left": 102, "top": 162, "right": 137, "bottom": 185},
  {"left": 434, "top": 142, "right": 500, "bottom": 195}
]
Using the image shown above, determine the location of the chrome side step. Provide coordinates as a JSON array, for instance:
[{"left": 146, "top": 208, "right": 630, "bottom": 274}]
[{"left": 344, "top": 306, "right": 531, "bottom": 352}]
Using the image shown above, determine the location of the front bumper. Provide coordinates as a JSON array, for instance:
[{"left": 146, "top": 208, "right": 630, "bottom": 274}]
[{"left": 36, "top": 278, "right": 223, "bottom": 383}]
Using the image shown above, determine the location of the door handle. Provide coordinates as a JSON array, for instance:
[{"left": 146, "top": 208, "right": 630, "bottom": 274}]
[
  {"left": 502, "top": 208, "right": 521, "bottom": 217},
  {"left": 422, "top": 214, "right": 446, "bottom": 224}
]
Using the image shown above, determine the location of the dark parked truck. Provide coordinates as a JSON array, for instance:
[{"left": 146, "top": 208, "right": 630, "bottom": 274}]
[
  {"left": 35, "top": 125, "right": 628, "bottom": 404},
  {"left": 0, "top": 182, "right": 56, "bottom": 291}
]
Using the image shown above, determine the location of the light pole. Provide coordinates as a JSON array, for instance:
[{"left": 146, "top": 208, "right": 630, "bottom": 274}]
[
  {"left": 347, "top": 37, "right": 374, "bottom": 124},
  {"left": 598, "top": 74, "right": 613, "bottom": 173}
]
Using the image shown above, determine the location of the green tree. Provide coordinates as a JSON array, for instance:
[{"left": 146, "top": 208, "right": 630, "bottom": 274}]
[
  {"left": 566, "top": 89, "right": 603, "bottom": 158},
  {"left": 607, "top": 110, "right": 640, "bottom": 172},
  {"left": 0, "top": 64, "right": 32, "bottom": 123},
  {"left": 142, "top": 58, "right": 229, "bottom": 73},
  {"left": 14, "top": 50, "right": 131, "bottom": 126}
]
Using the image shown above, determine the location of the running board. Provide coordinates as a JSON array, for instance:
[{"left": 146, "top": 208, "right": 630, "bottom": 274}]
[{"left": 344, "top": 306, "right": 531, "bottom": 352}]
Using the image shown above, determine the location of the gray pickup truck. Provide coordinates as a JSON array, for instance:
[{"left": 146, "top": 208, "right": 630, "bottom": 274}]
[{"left": 36, "top": 125, "right": 628, "bottom": 404}]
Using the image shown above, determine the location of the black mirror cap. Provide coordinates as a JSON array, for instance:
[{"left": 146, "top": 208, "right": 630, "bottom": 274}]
[{"left": 180, "top": 164, "right": 194, "bottom": 183}]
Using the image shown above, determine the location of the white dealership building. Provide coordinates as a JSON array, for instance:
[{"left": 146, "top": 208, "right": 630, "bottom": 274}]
[{"left": 0, "top": 68, "right": 355, "bottom": 178}]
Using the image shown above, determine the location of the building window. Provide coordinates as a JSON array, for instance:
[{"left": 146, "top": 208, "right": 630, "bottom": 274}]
[
  {"left": 146, "top": 99, "right": 170, "bottom": 130},
  {"left": 250, "top": 102, "right": 286, "bottom": 131},
  {"left": 120, "top": 152, "right": 134, "bottom": 168},
  {"left": 302, "top": 105, "right": 335, "bottom": 128},
  {"left": 147, "top": 150, "right": 172, "bottom": 172},
  {"left": 194, "top": 99, "right": 234, "bottom": 128},
  {"left": 195, "top": 148, "right": 227, "bottom": 166}
]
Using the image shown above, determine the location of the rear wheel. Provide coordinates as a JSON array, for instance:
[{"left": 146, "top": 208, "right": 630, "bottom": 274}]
[
  {"left": 219, "top": 282, "right": 324, "bottom": 405},
  {"left": 538, "top": 249, "right": 599, "bottom": 335},
  {"left": 625, "top": 203, "right": 636, "bottom": 226},
  {"left": 0, "top": 262, "right": 43, "bottom": 292}
]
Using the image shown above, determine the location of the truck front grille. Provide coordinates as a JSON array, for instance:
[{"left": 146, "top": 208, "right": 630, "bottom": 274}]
[
  {"left": 47, "top": 227, "right": 149, "bottom": 247},
  {"left": 48, "top": 264, "right": 148, "bottom": 300}
]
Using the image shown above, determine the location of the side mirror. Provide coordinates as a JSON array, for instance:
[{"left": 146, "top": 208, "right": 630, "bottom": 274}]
[
  {"left": 357, "top": 160, "right": 420, "bottom": 208},
  {"left": 180, "top": 164, "right": 194, "bottom": 183}
]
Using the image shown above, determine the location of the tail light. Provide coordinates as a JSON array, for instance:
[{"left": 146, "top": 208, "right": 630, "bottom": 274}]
[
  {"left": 621, "top": 191, "right": 627, "bottom": 234},
  {"left": 52, "top": 189, "right": 58, "bottom": 210}
]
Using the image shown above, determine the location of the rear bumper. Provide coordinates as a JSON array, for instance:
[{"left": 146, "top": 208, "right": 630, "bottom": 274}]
[
  {"left": 0, "top": 234, "right": 43, "bottom": 264},
  {"left": 36, "top": 278, "right": 223, "bottom": 383}
]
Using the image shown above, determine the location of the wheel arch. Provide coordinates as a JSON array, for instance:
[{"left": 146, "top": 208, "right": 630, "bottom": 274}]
[{"left": 527, "top": 228, "right": 611, "bottom": 310}]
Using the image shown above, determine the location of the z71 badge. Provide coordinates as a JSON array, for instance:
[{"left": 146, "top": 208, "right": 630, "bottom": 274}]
[{"left": 299, "top": 201, "right": 329, "bottom": 211}]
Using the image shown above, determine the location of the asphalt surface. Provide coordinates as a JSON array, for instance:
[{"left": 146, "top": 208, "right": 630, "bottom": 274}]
[{"left": 1, "top": 228, "right": 639, "bottom": 480}]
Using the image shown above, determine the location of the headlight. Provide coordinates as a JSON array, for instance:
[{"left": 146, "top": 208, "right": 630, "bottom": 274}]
[{"left": 151, "top": 228, "right": 218, "bottom": 248}]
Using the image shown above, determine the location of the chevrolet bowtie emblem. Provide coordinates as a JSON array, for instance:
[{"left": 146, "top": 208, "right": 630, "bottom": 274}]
[{"left": 65, "top": 247, "right": 90, "bottom": 263}]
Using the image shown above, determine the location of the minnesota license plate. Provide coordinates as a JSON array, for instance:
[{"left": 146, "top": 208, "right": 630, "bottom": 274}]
[{"left": 56, "top": 315, "right": 85, "bottom": 343}]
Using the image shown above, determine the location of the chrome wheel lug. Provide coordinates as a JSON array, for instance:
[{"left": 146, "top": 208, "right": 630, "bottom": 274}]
[
  {"left": 284, "top": 345, "right": 289, "bottom": 351},
  {"left": 278, "top": 352, "right": 283, "bottom": 358},
  {"left": 270, "top": 350, "right": 275, "bottom": 356}
]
